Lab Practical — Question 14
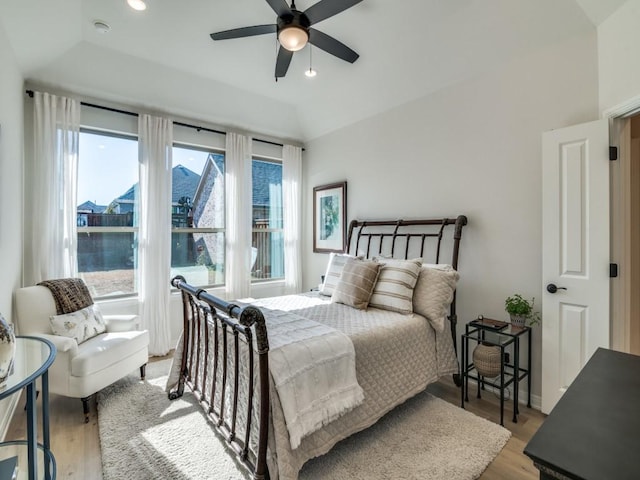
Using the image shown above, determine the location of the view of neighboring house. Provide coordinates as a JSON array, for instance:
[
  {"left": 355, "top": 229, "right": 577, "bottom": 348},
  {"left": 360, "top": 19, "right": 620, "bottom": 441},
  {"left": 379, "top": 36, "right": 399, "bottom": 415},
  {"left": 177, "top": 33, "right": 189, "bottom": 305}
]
[{"left": 76, "top": 153, "right": 283, "bottom": 287}]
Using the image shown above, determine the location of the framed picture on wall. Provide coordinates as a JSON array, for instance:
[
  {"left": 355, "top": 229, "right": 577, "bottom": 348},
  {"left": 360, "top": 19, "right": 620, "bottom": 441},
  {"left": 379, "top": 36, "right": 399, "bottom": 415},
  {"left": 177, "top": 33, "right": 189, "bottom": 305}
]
[{"left": 313, "top": 181, "right": 347, "bottom": 253}]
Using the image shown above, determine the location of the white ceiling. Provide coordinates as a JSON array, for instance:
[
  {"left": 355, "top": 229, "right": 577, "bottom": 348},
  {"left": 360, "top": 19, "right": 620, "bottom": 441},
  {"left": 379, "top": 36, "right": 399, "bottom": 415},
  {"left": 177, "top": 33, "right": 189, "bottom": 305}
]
[{"left": 0, "top": 0, "right": 628, "bottom": 141}]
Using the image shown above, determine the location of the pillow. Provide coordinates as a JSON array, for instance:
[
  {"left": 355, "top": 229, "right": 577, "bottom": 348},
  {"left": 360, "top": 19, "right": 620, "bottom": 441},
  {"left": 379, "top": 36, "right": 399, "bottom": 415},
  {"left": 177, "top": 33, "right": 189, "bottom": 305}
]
[
  {"left": 368, "top": 257, "right": 422, "bottom": 314},
  {"left": 320, "top": 253, "right": 361, "bottom": 297},
  {"left": 413, "top": 264, "right": 459, "bottom": 332},
  {"left": 331, "top": 258, "right": 382, "bottom": 310},
  {"left": 49, "top": 304, "right": 107, "bottom": 344}
]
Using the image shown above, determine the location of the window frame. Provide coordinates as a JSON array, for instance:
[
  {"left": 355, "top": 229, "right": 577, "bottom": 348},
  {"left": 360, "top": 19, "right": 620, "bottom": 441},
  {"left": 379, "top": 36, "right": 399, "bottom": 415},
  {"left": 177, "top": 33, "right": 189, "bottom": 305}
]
[
  {"left": 251, "top": 155, "right": 284, "bottom": 284},
  {"left": 77, "top": 127, "right": 140, "bottom": 300},
  {"left": 171, "top": 142, "right": 226, "bottom": 289}
]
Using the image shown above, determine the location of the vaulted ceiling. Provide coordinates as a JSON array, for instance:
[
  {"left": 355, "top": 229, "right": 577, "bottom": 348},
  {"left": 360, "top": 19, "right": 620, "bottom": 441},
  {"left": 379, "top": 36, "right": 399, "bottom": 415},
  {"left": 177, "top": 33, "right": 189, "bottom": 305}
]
[{"left": 0, "top": 0, "right": 628, "bottom": 141}]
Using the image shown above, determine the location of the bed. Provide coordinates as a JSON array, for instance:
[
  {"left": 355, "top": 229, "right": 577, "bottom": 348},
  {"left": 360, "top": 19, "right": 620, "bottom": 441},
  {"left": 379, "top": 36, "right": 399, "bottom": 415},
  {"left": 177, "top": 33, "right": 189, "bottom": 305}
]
[{"left": 167, "top": 215, "right": 467, "bottom": 480}]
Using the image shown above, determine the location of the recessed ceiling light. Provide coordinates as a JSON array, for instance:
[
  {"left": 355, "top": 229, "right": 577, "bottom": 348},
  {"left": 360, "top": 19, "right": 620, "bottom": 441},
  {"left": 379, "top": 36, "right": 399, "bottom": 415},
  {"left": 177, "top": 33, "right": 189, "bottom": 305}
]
[
  {"left": 93, "top": 20, "right": 111, "bottom": 34},
  {"left": 127, "top": 0, "right": 147, "bottom": 11}
]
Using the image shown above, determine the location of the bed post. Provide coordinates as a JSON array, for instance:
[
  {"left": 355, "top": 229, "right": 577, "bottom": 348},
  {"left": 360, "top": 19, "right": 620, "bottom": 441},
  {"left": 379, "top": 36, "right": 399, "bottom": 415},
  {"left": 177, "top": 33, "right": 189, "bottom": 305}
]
[
  {"left": 450, "top": 215, "right": 468, "bottom": 387},
  {"left": 168, "top": 275, "right": 189, "bottom": 400},
  {"left": 238, "top": 306, "right": 270, "bottom": 480}
]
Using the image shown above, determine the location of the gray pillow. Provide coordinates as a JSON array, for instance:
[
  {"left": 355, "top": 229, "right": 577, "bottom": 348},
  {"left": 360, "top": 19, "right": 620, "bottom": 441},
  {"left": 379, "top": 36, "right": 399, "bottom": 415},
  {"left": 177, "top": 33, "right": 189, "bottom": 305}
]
[{"left": 331, "top": 258, "right": 381, "bottom": 310}]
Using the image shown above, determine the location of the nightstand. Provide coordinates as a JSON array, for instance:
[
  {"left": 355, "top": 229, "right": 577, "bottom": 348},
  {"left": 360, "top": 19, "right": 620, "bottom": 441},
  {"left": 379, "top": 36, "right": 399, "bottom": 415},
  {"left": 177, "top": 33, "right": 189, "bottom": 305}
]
[{"left": 460, "top": 317, "right": 532, "bottom": 425}]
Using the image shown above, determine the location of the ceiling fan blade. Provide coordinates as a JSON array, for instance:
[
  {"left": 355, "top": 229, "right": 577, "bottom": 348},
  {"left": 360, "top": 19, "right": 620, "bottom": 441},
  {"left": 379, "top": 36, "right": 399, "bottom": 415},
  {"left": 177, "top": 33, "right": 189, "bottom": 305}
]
[
  {"left": 265, "top": 0, "right": 291, "bottom": 17},
  {"left": 308, "top": 28, "right": 359, "bottom": 63},
  {"left": 275, "top": 46, "right": 294, "bottom": 78},
  {"left": 304, "top": 0, "right": 363, "bottom": 25},
  {"left": 210, "top": 24, "right": 276, "bottom": 41}
]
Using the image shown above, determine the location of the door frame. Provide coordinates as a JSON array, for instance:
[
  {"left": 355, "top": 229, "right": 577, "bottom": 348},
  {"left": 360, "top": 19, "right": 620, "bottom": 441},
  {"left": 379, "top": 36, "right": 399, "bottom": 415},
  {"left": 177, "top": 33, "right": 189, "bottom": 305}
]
[{"left": 605, "top": 94, "right": 640, "bottom": 353}]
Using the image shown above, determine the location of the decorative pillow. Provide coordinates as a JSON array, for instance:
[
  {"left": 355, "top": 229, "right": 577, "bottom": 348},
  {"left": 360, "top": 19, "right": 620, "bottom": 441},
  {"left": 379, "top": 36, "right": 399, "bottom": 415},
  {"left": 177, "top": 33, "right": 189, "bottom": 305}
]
[
  {"left": 413, "top": 264, "right": 460, "bottom": 332},
  {"left": 320, "top": 253, "right": 361, "bottom": 297},
  {"left": 331, "top": 258, "right": 382, "bottom": 310},
  {"left": 368, "top": 257, "right": 422, "bottom": 314},
  {"left": 49, "top": 304, "right": 107, "bottom": 344}
]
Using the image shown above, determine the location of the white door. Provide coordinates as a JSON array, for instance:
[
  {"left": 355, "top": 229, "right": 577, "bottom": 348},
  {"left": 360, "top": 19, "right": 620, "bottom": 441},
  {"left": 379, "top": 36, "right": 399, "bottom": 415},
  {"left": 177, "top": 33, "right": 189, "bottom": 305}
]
[{"left": 541, "top": 119, "right": 610, "bottom": 414}]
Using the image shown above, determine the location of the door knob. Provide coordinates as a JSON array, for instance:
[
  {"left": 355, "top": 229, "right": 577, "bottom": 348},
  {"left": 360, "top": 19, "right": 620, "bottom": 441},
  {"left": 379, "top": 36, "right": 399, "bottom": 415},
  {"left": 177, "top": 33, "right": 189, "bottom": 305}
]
[{"left": 546, "top": 283, "right": 567, "bottom": 294}]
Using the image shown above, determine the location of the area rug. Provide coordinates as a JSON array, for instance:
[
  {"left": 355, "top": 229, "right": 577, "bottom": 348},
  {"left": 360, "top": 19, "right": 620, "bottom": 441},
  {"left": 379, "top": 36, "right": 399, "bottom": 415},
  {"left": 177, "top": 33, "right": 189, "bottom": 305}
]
[{"left": 98, "top": 359, "right": 511, "bottom": 480}]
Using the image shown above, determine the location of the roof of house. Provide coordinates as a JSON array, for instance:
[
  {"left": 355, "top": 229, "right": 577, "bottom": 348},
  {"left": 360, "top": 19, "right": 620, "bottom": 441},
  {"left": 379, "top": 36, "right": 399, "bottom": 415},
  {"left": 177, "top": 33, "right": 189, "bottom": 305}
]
[
  {"left": 77, "top": 200, "right": 106, "bottom": 213},
  {"left": 252, "top": 159, "right": 282, "bottom": 207},
  {"left": 78, "top": 157, "right": 282, "bottom": 212}
]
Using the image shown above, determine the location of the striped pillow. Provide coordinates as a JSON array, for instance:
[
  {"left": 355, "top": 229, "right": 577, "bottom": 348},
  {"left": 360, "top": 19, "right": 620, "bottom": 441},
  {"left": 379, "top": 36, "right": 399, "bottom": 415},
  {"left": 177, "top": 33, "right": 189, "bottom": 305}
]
[
  {"left": 369, "top": 258, "right": 422, "bottom": 314},
  {"left": 320, "top": 253, "right": 361, "bottom": 296},
  {"left": 331, "top": 258, "right": 381, "bottom": 310}
]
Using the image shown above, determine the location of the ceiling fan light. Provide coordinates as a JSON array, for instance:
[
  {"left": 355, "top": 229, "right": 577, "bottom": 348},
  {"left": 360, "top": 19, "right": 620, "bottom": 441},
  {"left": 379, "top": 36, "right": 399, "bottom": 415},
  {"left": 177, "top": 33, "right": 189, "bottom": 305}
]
[
  {"left": 127, "top": 0, "right": 147, "bottom": 11},
  {"left": 278, "top": 26, "right": 308, "bottom": 52}
]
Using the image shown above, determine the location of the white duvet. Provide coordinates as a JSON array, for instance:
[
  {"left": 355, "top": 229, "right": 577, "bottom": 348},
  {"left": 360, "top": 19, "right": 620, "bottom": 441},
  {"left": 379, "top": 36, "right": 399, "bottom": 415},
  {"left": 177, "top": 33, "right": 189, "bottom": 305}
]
[{"left": 167, "top": 292, "right": 459, "bottom": 480}]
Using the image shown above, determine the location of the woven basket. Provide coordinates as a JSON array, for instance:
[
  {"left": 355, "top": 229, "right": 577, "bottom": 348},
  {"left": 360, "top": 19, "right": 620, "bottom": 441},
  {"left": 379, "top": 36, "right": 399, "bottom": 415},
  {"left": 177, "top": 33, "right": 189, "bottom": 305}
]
[{"left": 473, "top": 343, "right": 502, "bottom": 378}]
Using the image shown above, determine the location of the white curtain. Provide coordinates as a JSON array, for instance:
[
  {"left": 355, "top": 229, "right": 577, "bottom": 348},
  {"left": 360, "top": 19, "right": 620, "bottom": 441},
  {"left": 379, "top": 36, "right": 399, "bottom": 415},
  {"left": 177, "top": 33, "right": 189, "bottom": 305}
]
[
  {"left": 138, "top": 114, "right": 173, "bottom": 356},
  {"left": 225, "top": 132, "right": 252, "bottom": 299},
  {"left": 282, "top": 144, "right": 302, "bottom": 293},
  {"left": 30, "top": 92, "right": 80, "bottom": 283}
]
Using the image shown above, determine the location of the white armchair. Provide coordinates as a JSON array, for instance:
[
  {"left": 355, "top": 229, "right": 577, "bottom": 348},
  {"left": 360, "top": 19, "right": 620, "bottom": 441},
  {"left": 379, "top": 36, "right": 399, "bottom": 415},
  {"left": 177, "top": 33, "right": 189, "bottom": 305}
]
[{"left": 15, "top": 285, "right": 149, "bottom": 422}]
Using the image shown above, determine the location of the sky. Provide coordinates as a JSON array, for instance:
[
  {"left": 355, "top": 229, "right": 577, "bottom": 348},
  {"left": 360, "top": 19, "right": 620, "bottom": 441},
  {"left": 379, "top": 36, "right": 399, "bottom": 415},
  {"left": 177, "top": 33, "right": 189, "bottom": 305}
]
[{"left": 77, "top": 131, "right": 209, "bottom": 206}]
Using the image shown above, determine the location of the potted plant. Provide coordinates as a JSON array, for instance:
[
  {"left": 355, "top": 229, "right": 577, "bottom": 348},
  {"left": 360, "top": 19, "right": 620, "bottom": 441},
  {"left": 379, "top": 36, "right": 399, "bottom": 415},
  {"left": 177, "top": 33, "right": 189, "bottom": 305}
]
[{"left": 505, "top": 294, "right": 541, "bottom": 327}]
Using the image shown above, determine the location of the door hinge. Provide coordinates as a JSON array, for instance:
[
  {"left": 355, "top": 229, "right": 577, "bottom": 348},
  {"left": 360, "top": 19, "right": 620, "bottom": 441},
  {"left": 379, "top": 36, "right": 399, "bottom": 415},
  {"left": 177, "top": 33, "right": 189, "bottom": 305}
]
[
  {"left": 610, "top": 146, "right": 618, "bottom": 161},
  {"left": 610, "top": 263, "right": 619, "bottom": 278}
]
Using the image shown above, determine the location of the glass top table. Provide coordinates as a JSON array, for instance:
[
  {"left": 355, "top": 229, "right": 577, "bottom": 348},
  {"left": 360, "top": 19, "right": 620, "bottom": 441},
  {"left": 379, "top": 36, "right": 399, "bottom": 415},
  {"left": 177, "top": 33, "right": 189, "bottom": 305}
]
[{"left": 0, "top": 336, "right": 57, "bottom": 480}]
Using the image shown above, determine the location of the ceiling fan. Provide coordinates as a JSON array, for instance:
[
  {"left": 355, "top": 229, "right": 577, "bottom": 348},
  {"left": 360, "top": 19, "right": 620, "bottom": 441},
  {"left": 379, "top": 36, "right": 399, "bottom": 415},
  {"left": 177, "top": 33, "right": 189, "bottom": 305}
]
[{"left": 210, "top": 0, "right": 362, "bottom": 79}]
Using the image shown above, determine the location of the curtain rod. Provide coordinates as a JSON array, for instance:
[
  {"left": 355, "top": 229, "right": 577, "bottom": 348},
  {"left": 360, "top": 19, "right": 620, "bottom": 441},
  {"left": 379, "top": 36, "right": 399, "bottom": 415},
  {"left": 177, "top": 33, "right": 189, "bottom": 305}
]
[{"left": 25, "top": 89, "right": 294, "bottom": 149}]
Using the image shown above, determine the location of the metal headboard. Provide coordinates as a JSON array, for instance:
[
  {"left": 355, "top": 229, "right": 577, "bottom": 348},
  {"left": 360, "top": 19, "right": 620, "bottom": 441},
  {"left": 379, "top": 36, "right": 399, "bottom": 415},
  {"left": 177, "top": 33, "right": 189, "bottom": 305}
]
[{"left": 346, "top": 215, "right": 468, "bottom": 362}]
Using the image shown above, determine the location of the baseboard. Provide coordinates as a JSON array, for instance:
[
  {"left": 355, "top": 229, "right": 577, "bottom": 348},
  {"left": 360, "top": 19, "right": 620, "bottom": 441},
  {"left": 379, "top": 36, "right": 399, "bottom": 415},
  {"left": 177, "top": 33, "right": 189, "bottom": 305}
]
[
  {"left": 0, "top": 392, "right": 21, "bottom": 440},
  {"left": 464, "top": 378, "right": 542, "bottom": 412}
]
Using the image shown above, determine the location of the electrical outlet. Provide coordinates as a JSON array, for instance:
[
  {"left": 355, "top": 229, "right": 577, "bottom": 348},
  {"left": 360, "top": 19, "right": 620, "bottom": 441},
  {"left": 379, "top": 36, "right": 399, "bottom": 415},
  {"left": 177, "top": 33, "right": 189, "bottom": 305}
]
[{"left": 504, "top": 352, "right": 510, "bottom": 364}]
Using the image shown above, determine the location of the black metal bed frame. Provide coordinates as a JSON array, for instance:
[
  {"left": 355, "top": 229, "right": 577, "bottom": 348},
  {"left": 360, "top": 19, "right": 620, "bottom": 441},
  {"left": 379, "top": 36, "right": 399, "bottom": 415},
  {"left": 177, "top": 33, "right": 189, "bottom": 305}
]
[{"left": 168, "top": 215, "right": 467, "bottom": 480}]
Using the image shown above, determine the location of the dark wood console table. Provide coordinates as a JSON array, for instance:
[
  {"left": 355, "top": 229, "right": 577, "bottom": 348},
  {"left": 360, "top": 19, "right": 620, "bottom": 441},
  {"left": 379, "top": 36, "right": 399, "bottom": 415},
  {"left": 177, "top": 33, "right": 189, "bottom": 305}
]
[{"left": 524, "top": 348, "right": 640, "bottom": 479}]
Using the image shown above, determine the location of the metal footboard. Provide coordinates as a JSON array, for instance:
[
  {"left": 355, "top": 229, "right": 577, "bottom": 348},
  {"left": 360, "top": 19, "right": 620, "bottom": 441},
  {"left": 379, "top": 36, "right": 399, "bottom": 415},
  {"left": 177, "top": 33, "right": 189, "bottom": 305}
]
[{"left": 168, "top": 276, "right": 270, "bottom": 480}]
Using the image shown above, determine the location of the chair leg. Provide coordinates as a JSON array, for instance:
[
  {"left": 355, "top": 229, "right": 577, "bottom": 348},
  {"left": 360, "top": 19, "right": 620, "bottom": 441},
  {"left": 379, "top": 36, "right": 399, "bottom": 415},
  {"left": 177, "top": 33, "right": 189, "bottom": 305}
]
[
  {"left": 81, "top": 396, "right": 91, "bottom": 423},
  {"left": 140, "top": 363, "right": 147, "bottom": 380}
]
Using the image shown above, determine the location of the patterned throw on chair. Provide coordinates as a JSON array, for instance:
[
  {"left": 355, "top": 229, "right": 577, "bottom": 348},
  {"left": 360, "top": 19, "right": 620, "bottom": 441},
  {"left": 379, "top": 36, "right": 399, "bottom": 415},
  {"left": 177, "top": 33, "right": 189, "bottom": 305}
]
[{"left": 37, "top": 278, "right": 93, "bottom": 314}]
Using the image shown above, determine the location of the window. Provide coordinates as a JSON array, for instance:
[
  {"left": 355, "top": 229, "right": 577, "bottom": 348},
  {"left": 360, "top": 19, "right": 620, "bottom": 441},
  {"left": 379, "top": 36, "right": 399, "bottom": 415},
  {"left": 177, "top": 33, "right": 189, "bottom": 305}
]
[
  {"left": 252, "top": 158, "right": 283, "bottom": 281},
  {"left": 77, "top": 130, "right": 139, "bottom": 297},
  {"left": 77, "top": 121, "right": 286, "bottom": 297},
  {"left": 171, "top": 145, "right": 225, "bottom": 287}
]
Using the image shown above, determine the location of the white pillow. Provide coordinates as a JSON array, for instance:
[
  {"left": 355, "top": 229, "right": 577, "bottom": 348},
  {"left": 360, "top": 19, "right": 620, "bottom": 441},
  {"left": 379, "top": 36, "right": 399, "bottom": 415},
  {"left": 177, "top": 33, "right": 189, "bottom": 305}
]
[
  {"left": 50, "top": 304, "right": 107, "bottom": 344},
  {"left": 320, "top": 253, "right": 361, "bottom": 296},
  {"left": 413, "top": 264, "right": 459, "bottom": 332},
  {"left": 368, "top": 258, "right": 422, "bottom": 314}
]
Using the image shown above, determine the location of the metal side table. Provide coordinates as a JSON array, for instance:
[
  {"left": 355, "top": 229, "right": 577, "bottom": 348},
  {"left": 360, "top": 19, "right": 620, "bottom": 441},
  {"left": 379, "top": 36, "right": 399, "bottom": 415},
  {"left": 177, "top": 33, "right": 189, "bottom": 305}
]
[
  {"left": 0, "top": 336, "right": 56, "bottom": 480},
  {"left": 460, "top": 317, "right": 531, "bottom": 426}
]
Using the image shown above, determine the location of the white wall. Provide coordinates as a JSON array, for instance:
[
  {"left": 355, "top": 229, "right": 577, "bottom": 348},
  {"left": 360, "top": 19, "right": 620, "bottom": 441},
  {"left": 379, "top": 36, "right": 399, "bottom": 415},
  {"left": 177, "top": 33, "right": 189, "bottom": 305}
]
[
  {"left": 0, "top": 23, "right": 24, "bottom": 437},
  {"left": 599, "top": 0, "right": 640, "bottom": 113},
  {"left": 302, "top": 30, "right": 599, "bottom": 398}
]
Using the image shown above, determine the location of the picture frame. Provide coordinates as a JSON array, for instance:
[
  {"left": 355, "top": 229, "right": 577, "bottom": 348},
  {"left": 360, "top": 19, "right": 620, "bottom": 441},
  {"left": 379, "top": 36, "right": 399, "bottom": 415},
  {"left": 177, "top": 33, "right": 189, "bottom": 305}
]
[{"left": 313, "top": 181, "right": 347, "bottom": 253}]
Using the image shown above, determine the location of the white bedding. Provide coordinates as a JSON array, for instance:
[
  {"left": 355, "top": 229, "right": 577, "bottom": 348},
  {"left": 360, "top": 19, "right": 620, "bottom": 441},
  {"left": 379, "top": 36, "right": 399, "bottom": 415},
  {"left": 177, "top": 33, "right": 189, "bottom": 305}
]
[
  {"left": 250, "top": 306, "right": 364, "bottom": 449},
  {"left": 167, "top": 292, "right": 459, "bottom": 480},
  {"left": 248, "top": 293, "right": 459, "bottom": 480}
]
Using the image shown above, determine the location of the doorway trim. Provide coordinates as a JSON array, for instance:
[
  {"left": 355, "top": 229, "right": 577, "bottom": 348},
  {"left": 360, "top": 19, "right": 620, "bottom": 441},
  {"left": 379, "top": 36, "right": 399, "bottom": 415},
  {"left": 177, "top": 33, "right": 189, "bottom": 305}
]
[{"left": 605, "top": 94, "right": 640, "bottom": 353}]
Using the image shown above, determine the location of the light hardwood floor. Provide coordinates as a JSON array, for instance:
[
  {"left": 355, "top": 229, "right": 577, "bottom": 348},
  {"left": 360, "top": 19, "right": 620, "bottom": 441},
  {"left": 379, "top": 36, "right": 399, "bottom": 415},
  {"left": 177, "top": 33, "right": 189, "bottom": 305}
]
[{"left": 6, "top": 363, "right": 545, "bottom": 479}]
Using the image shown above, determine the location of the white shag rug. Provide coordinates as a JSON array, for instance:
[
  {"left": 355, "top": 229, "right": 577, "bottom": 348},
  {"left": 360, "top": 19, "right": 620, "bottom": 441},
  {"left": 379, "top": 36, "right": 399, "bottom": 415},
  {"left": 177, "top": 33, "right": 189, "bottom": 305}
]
[{"left": 98, "top": 360, "right": 511, "bottom": 480}]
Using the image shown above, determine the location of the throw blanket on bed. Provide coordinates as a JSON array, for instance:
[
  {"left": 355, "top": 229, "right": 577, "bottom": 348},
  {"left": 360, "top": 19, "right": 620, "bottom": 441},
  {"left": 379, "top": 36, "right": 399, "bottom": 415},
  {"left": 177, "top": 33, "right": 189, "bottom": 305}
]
[
  {"left": 38, "top": 278, "right": 93, "bottom": 314},
  {"left": 166, "top": 305, "right": 364, "bottom": 450},
  {"left": 260, "top": 307, "right": 364, "bottom": 450}
]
